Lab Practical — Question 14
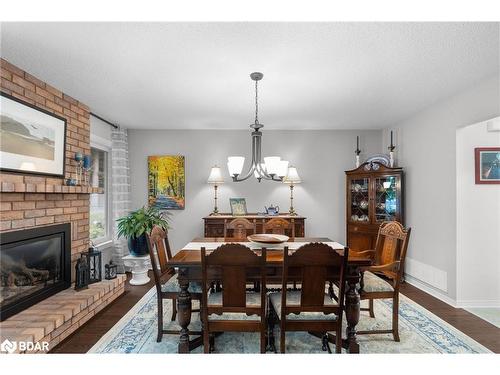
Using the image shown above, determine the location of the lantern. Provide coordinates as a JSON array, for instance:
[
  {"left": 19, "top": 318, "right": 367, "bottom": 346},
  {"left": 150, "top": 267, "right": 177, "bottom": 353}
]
[
  {"left": 87, "top": 243, "right": 102, "bottom": 284},
  {"left": 105, "top": 261, "right": 118, "bottom": 280},
  {"left": 75, "top": 254, "right": 89, "bottom": 290}
]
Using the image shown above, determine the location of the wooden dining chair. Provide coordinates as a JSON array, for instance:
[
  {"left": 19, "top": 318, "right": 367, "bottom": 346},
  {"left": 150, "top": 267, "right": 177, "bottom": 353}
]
[
  {"left": 201, "top": 244, "right": 267, "bottom": 353},
  {"left": 224, "top": 217, "right": 256, "bottom": 241},
  {"left": 354, "top": 221, "right": 411, "bottom": 342},
  {"left": 264, "top": 217, "right": 294, "bottom": 239},
  {"left": 146, "top": 226, "right": 202, "bottom": 342},
  {"left": 268, "top": 243, "right": 349, "bottom": 353}
]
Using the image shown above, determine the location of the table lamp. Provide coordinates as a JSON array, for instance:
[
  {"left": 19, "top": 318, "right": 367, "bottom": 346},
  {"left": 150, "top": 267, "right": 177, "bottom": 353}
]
[
  {"left": 283, "top": 166, "right": 302, "bottom": 215},
  {"left": 207, "top": 165, "right": 224, "bottom": 215}
]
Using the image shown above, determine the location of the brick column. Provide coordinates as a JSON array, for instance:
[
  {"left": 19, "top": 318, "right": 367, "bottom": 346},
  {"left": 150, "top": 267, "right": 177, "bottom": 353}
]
[{"left": 111, "top": 127, "right": 131, "bottom": 273}]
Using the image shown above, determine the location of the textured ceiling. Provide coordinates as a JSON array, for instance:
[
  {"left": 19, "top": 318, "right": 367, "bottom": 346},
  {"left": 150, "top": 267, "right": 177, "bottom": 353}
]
[{"left": 1, "top": 22, "right": 498, "bottom": 129}]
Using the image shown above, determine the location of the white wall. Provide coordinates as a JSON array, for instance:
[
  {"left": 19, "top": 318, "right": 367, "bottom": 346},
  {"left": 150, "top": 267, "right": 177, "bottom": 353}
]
[
  {"left": 128, "top": 129, "right": 382, "bottom": 252},
  {"left": 456, "top": 118, "right": 500, "bottom": 307},
  {"left": 388, "top": 75, "right": 500, "bottom": 301}
]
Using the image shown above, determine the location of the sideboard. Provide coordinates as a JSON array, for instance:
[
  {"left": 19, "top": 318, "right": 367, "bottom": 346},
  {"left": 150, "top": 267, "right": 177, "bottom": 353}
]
[{"left": 203, "top": 214, "right": 306, "bottom": 238}]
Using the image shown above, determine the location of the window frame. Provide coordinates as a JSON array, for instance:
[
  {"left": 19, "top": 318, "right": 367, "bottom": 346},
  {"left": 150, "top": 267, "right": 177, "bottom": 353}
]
[{"left": 89, "top": 135, "right": 113, "bottom": 249}]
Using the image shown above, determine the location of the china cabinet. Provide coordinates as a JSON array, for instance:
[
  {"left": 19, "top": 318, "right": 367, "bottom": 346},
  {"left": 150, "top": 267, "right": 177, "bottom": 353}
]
[{"left": 345, "top": 161, "right": 404, "bottom": 251}]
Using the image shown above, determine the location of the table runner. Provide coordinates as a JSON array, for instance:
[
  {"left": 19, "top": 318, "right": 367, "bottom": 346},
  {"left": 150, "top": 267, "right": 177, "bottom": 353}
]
[{"left": 181, "top": 241, "right": 345, "bottom": 251}]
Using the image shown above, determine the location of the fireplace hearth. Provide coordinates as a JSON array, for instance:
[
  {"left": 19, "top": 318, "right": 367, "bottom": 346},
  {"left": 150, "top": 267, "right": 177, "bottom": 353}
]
[{"left": 0, "top": 223, "right": 71, "bottom": 321}]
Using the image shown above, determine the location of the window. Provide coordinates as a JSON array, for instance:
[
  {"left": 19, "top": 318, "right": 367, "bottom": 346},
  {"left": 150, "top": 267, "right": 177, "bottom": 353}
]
[{"left": 89, "top": 146, "right": 110, "bottom": 245}]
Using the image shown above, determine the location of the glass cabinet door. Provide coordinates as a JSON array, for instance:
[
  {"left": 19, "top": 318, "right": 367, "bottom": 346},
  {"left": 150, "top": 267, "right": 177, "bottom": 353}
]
[
  {"left": 349, "top": 177, "right": 370, "bottom": 223},
  {"left": 374, "top": 176, "right": 399, "bottom": 222}
]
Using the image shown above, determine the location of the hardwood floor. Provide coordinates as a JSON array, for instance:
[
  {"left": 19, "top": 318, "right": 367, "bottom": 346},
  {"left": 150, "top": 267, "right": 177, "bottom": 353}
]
[{"left": 51, "top": 272, "right": 500, "bottom": 353}]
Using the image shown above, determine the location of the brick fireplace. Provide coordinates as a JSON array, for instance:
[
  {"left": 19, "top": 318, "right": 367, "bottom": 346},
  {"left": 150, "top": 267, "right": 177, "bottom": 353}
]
[{"left": 0, "top": 59, "right": 125, "bottom": 353}]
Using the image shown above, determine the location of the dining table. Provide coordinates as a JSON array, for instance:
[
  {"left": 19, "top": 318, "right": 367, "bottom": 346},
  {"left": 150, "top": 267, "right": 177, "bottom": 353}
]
[{"left": 166, "top": 237, "right": 372, "bottom": 354}]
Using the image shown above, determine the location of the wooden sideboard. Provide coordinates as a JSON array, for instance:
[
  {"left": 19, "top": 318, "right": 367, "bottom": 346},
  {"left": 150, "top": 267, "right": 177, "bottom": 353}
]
[{"left": 203, "top": 214, "right": 306, "bottom": 238}]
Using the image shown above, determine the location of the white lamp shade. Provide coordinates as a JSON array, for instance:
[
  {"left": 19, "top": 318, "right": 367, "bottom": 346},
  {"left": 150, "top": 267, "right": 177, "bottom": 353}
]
[
  {"left": 207, "top": 166, "right": 224, "bottom": 184},
  {"left": 227, "top": 156, "right": 245, "bottom": 176},
  {"left": 276, "top": 160, "right": 289, "bottom": 177},
  {"left": 284, "top": 166, "right": 301, "bottom": 184},
  {"left": 264, "top": 156, "right": 281, "bottom": 175}
]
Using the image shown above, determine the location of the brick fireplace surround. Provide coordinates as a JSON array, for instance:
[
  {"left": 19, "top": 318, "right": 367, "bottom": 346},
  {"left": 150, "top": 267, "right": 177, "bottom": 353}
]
[{"left": 0, "top": 59, "right": 125, "bottom": 353}]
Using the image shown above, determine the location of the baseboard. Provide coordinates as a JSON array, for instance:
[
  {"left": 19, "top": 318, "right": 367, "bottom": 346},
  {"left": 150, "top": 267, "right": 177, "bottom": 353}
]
[
  {"left": 404, "top": 273, "right": 457, "bottom": 307},
  {"left": 456, "top": 300, "right": 500, "bottom": 308}
]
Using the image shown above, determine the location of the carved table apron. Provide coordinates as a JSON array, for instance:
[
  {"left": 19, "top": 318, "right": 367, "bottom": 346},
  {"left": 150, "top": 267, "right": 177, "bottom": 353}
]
[{"left": 167, "top": 237, "right": 370, "bottom": 354}]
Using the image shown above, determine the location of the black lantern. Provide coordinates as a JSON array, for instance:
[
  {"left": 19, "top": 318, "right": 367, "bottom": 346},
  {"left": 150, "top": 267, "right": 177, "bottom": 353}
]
[
  {"left": 87, "top": 242, "right": 102, "bottom": 284},
  {"left": 105, "top": 261, "right": 118, "bottom": 280},
  {"left": 75, "top": 254, "right": 89, "bottom": 290}
]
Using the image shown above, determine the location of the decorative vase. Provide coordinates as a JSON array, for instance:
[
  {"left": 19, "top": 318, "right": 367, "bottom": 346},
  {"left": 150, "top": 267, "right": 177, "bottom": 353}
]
[{"left": 127, "top": 234, "right": 149, "bottom": 256}]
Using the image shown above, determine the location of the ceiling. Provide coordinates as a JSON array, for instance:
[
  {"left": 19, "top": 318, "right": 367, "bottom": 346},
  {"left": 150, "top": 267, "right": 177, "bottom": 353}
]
[{"left": 1, "top": 22, "right": 498, "bottom": 130}]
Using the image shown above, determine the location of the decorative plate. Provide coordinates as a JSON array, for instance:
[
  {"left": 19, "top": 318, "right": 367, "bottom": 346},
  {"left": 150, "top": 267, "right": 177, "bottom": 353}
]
[{"left": 247, "top": 234, "right": 289, "bottom": 244}]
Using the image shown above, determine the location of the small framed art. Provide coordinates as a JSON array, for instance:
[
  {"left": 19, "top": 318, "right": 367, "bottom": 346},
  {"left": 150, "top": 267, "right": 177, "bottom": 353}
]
[
  {"left": 229, "top": 198, "right": 247, "bottom": 215},
  {"left": 475, "top": 147, "right": 500, "bottom": 184}
]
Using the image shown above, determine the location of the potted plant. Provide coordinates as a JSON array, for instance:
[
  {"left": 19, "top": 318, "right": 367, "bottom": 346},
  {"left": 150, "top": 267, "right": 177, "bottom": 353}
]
[{"left": 116, "top": 206, "right": 171, "bottom": 256}]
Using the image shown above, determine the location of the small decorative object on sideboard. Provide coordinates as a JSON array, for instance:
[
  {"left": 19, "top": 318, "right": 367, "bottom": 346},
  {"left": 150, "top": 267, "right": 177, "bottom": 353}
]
[
  {"left": 475, "top": 147, "right": 500, "bottom": 184},
  {"left": 229, "top": 198, "right": 248, "bottom": 216},
  {"left": 86, "top": 242, "right": 102, "bottom": 284},
  {"left": 264, "top": 204, "right": 279, "bottom": 216},
  {"left": 105, "top": 261, "right": 118, "bottom": 280},
  {"left": 75, "top": 255, "right": 90, "bottom": 291}
]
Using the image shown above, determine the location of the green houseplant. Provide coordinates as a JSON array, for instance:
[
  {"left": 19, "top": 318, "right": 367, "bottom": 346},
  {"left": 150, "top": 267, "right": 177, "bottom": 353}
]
[{"left": 116, "top": 206, "right": 171, "bottom": 256}]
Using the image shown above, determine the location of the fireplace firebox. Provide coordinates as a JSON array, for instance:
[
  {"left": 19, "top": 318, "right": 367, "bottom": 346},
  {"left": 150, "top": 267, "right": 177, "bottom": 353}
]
[{"left": 0, "top": 223, "right": 71, "bottom": 321}]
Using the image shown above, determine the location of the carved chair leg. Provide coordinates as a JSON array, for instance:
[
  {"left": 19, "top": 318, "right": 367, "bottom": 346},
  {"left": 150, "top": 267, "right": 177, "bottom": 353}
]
[
  {"left": 157, "top": 298, "right": 163, "bottom": 343},
  {"left": 260, "top": 322, "right": 266, "bottom": 353},
  {"left": 209, "top": 333, "right": 215, "bottom": 352},
  {"left": 336, "top": 327, "right": 342, "bottom": 353},
  {"left": 171, "top": 298, "right": 177, "bottom": 321},
  {"left": 392, "top": 294, "right": 400, "bottom": 342},
  {"left": 267, "top": 303, "right": 277, "bottom": 353},
  {"left": 369, "top": 298, "right": 375, "bottom": 318},
  {"left": 203, "top": 326, "right": 210, "bottom": 353},
  {"left": 321, "top": 333, "right": 331, "bottom": 353},
  {"left": 280, "top": 324, "right": 286, "bottom": 354}
]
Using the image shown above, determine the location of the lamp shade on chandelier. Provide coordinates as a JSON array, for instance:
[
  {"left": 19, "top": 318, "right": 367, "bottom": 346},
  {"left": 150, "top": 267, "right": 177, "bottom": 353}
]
[{"left": 227, "top": 72, "right": 291, "bottom": 182}]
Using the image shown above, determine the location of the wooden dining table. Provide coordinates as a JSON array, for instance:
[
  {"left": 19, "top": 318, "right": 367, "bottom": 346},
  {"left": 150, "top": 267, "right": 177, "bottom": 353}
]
[{"left": 166, "top": 237, "right": 371, "bottom": 354}]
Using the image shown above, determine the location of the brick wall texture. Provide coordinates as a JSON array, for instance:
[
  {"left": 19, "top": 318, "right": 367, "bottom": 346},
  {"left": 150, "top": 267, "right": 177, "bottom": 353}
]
[{"left": 0, "top": 58, "right": 92, "bottom": 276}]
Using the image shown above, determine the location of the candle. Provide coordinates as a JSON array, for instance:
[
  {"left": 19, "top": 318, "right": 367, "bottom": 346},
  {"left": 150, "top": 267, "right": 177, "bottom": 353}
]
[{"left": 83, "top": 155, "right": 91, "bottom": 169}]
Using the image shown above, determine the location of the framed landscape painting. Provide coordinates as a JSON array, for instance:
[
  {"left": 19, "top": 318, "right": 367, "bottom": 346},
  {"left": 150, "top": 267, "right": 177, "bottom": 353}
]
[
  {"left": 475, "top": 147, "right": 500, "bottom": 184},
  {"left": 0, "top": 92, "right": 66, "bottom": 177},
  {"left": 148, "top": 155, "right": 185, "bottom": 209}
]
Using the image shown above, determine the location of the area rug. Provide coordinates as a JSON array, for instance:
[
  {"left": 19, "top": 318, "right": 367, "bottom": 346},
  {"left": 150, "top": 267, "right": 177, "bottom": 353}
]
[{"left": 89, "top": 287, "right": 491, "bottom": 354}]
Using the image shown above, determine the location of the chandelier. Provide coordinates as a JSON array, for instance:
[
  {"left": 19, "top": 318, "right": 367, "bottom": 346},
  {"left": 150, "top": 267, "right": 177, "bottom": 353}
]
[{"left": 227, "top": 72, "right": 289, "bottom": 182}]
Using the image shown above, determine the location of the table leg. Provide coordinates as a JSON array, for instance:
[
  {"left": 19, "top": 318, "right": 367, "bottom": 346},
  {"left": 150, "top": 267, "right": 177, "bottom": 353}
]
[
  {"left": 344, "top": 267, "right": 361, "bottom": 354},
  {"left": 177, "top": 275, "right": 192, "bottom": 353}
]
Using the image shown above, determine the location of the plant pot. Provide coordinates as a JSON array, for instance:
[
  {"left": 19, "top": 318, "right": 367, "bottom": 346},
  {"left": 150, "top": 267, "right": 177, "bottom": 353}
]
[{"left": 128, "top": 234, "right": 149, "bottom": 257}]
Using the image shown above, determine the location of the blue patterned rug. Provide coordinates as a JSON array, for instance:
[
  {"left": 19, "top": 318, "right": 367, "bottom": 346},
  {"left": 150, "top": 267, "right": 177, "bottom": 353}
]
[{"left": 89, "top": 287, "right": 490, "bottom": 354}]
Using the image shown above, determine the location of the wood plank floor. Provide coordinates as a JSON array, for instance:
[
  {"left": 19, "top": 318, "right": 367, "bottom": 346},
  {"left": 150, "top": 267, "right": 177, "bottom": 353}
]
[{"left": 51, "top": 273, "right": 500, "bottom": 353}]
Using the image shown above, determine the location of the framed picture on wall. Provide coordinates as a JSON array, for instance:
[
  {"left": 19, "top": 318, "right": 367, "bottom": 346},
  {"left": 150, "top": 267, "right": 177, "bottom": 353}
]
[
  {"left": 0, "top": 92, "right": 67, "bottom": 177},
  {"left": 475, "top": 147, "right": 500, "bottom": 184},
  {"left": 230, "top": 198, "right": 248, "bottom": 216},
  {"left": 148, "top": 155, "right": 185, "bottom": 209}
]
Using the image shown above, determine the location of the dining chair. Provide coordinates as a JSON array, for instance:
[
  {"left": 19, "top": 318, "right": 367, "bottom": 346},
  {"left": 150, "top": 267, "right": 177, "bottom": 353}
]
[
  {"left": 201, "top": 243, "right": 267, "bottom": 353},
  {"left": 268, "top": 243, "right": 349, "bottom": 353},
  {"left": 263, "top": 217, "right": 295, "bottom": 239},
  {"left": 224, "top": 217, "right": 256, "bottom": 241},
  {"left": 146, "top": 226, "right": 202, "bottom": 342},
  {"left": 354, "top": 221, "right": 411, "bottom": 342}
]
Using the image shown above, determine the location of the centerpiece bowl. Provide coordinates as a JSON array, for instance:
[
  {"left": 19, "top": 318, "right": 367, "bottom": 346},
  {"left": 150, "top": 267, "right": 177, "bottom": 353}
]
[{"left": 247, "top": 234, "right": 289, "bottom": 245}]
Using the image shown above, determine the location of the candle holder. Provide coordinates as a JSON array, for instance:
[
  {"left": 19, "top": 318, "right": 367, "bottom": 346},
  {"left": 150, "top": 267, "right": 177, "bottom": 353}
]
[
  {"left": 388, "top": 131, "right": 396, "bottom": 167},
  {"left": 355, "top": 136, "right": 361, "bottom": 167},
  {"left": 74, "top": 152, "right": 83, "bottom": 185},
  {"left": 82, "top": 155, "right": 92, "bottom": 186}
]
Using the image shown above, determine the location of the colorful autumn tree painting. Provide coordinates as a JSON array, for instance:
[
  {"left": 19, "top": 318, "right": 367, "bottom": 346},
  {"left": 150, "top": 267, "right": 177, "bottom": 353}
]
[{"left": 148, "top": 155, "right": 185, "bottom": 210}]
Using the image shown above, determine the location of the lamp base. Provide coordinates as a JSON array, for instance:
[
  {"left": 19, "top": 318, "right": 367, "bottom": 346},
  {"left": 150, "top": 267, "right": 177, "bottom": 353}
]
[
  {"left": 210, "top": 211, "right": 221, "bottom": 216},
  {"left": 288, "top": 209, "right": 298, "bottom": 216}
]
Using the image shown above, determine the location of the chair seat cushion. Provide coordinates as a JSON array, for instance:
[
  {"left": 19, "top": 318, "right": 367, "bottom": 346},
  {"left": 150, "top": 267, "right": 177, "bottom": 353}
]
[
  {"left": 207, "top": 292, "right": 262, "bottom": 321},
  {"left": 269, "top": 291, "right": 337, "bottom": 321},
  {"left": 360, "top": 271, "right": 394, "bottom": 293},
  {"left": 160, "top": 273, "right": 202, "bottom": 294}
]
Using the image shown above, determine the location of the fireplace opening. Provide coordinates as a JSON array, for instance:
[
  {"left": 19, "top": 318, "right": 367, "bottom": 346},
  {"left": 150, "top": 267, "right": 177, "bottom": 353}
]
[{"left": 0, "top": 223, "right": 71, "bottom": 321}]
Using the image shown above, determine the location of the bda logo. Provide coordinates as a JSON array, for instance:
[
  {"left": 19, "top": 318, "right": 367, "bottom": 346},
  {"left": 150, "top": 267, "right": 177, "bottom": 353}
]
[{"left": 1, "top": 339, "right": 17, "bottom": 354}]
